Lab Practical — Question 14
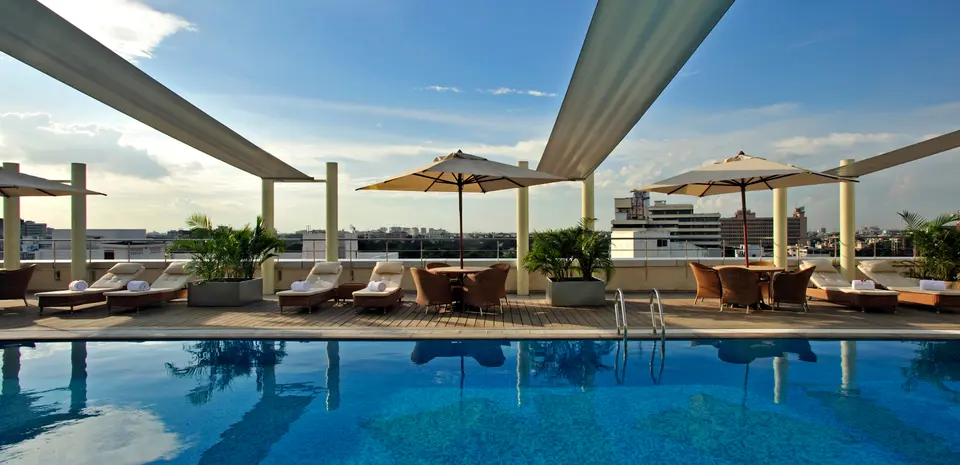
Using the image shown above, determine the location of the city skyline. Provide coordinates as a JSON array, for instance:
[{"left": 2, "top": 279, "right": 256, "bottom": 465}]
[{"left": 1, "top": 1, "right": 958, "bottom": 233}]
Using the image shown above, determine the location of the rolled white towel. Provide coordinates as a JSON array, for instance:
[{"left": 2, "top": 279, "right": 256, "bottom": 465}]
[
  {"left": 127, "top": 281, "right": 150, "bottom": 292},
  {"left": 291, "top": 281, "right": 313, "bottom": 292},
  {"left": 68, "top": 280, "right": 88, "bottom": 291},
  {"left": 920, "top": 280, "right": 947, "bottom": 291},
  {"left": 851, "top": 280, "right": 875, "bottom": 290},
  {"left": 367, "top": 280, "right": 387, "bottom": 292}
]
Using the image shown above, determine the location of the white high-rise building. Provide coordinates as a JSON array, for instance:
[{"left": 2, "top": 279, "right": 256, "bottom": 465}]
[{"left": 611, "top": 190, "right": 722, "bottom": 257}]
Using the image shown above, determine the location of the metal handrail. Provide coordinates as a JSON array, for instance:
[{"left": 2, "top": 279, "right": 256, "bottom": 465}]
[
  {"left": 613, "top": 288, "right": 628, "bottom": 339},
  {"left": 613, "top": 340, "right": 628, "bottom": 385},
  {"left": 649, "top": 289, "right": 666, "bottom": 342}
]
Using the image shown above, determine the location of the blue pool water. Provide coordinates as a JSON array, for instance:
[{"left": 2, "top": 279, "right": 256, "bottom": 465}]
[{"left": 1, "top": 339, "right": 959, "bottom": 464}]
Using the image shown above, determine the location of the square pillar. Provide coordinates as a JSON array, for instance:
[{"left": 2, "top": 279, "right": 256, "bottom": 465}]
[
  {"left": 773, "top": 187, "right": 788, "bottom": 268},
  {"left": 71, "top": 163, "right": 87, "bottom": 281},
  {"left": 3, "top": 162, "right": 21, "bottom": 270},
  {"left": 516, "top": 161, "right": 530, "bottom": 296},
  {"left": 839, "top": 159, "right": 856, "bottom": 280},
  {"left": 325, "top": 162, "right": 339, "bottom": 262},
  {"left": 581, "top": 172, "right": 595, "bottom": 229},
  {"left": 261, "top": 178, "right": 276, "bottom": 294}
]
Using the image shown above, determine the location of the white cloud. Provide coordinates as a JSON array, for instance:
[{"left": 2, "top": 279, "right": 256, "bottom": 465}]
[
  {"left": 423, "top": 85, "right": 461, "bottom": 93},
  {"left": 773, "top": 132, "right": 896, "bottom": 155},
  {"left": 482, "top": 88, "right": 557, "bottom": 97},
  {"left": 678, "top": 69, "right": 701, "bottom": 78},
  {"left": 0, "top": 112, "right": 170, "bottom": 179},
  {"left": 39, "top": 0, "right": 195, "bottom": 61}
]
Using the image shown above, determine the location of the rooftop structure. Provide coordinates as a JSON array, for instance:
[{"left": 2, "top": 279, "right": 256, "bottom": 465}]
[{"left": 612, "top": 190, "right": 722, "bottom": 251}]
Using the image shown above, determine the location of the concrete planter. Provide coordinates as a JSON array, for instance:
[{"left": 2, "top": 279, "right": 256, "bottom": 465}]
[
  {"left": 188, "top": 278, "right": 263, "bottom": 307},
  {"left": 546, "top": 277, "right": 606, "bottom": 307}
]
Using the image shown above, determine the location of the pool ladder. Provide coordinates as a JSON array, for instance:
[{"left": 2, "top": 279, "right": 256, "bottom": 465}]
[{"left": 613, "top": 288, "right": 666, "bottom": 342}]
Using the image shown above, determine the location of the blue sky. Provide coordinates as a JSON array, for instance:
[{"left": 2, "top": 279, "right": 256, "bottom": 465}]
[{"left": 1, "top": 0, "right": 959, "bottom": 233}]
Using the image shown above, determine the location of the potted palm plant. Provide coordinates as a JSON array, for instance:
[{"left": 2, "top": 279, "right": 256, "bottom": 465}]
[
  {"left": 523, "top": 218, "right": 613, "bottom": 306},
  {"left": 170, "top": 213, "right": 286, "bottom": 307},
  {"left": 898, "top": 210, "right": 960, "bottom": 282}
]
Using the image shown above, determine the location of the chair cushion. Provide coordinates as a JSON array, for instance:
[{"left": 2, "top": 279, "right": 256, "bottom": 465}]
[
  {"left": 164, "top": 261, "right": 190, "bottom": 275},
  {"left": 151, "top": 274, "right": 191, "bottom": 290},
  {"left": 353, "top": 286, "right": 401, "bottom": 297},
  {"left": 277, "top": 288, "right": 332, "bottom": 296},
  {"left": 108, "top": 263, "right": 146, "bottom": 275},
  {"left": 889, "top": 286, "right": 960, "bottom": 295},
  {"left": 310, "top": 262, "right": 342, "bottom": 275},
  {"left": 372, "top": 262, "right": 403, "bottom": 275}
]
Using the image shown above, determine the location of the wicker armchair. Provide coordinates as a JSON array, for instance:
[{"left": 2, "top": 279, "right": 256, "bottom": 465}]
[
  {"left": 489, "top": 263, "right": 511, "bottom": 304},
  {"left": 718, "top": 267, "right": 763, "bottom": 313},
  {"left": 690, "top": 263, "right": 722, "bottom": 305},
  {"left": 411, "top": 268, "right": 454, "bottom": 314},
  {"left": 463, "top": 267, "right": 508, "bottom": 316},
  {"left": 772, "top": 266, "right": 816, "bottom": 312},
  {"left": 0, "top": 265, "right": 35, "bottom": 307}
]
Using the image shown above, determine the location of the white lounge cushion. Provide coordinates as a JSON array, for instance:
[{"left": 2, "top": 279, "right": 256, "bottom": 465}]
[
  {"left": 37, "top": 288, "right": 114, "bottom": 297},
  {"left": 887, "top": 286, "right": 960, "bottom": 295},
  {"left": 801, "top": 260, "right": 849, "bottom": 289},
  {"left": 303, "top": 262, "right": 342, "bottom": 291},
  {"left": 352, "top": 286, "right": 401, "bottom": 297},
  {"left": 89, "top": 263, "right": 146, "bottom": 289},
  {"left": 276, "top": 287, "right": 333, "bottom": 297},
  {"left": 837, "top": 288, "right": 899, "bottom": 296},
  {"left": 857, "top": 260, "right": 919, "bottom": 289},
  {"left": 370, "top": 262, "right": 403, "bottom": 288}
]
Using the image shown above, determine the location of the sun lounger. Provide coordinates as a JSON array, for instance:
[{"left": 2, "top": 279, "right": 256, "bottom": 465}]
[
  {"left": 37, "top": 263, "right": 146, "bottom": 314},
  {"left": 277, "top": 262, "right": 342, "bottom": 313},
  {"left": 353, "top": 262, "right": 404, "bottom": 313},
  {"left": 858, "top": 260, "right": 960, "bottom": 313},
  {"left": 801, "top": 259, "right": 898, "bottom": 312},
  {"left": 104, "top": 262, "right": 191, "bottom": 313}
]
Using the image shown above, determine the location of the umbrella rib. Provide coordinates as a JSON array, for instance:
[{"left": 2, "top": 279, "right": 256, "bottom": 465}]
[
  {"left": 412, "top": 173, "right": 456, "bottom": 185},
  {"left": 37, "top": 188, "right": 56, "bottom": 196},
  {"left": 667, "top": 184, "right": 687, "bottom": 195}
]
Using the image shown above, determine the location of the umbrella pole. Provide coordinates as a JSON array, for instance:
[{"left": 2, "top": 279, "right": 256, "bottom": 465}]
[
  {"left": 741, "top": 185, "right": 749, "bottom": 267},
  {"left": 458, "top": 182, "right": 464, "bottom": 268}
]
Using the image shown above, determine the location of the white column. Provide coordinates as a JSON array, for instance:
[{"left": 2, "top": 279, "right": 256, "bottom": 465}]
[
  {"left": 773, "top": 356, "right": 788, "bottom": 404},
  {"left": 773, "top": 187, "right": 788, "bottom": 268},
  {"left": 839, "top": 159, "right": 856, "bottom": 280},
  {"left": 516, "top": 161, "right": 530, "bottom": 296},
  {"left": 581, "top": 171, "right": 595, "bottom": 229},
  {"left": 3, "top": 162, "right": 21, "bottom": 270},
  {"left": 71, "top": 163, "right": 87, "bottom": 281},
  {"left": 261, "top": 178, "right": 275, "bottom": 294},
  {"left": 840, "top": 341, "right": 859, "bottom": 396},
  {"left": 325, "top": 162, "right": 339, "bottom": 262},
  {"left": 516, "top": 341, "right": 530, "bottom": 405}
]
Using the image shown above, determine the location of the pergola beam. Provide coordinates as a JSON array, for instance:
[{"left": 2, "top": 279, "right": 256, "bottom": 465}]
[
  {"left": 0, "top": 0, "right": 311, "bottom": 181},
  {"left": 537, "top": 0, "right": 734, "bottom": 179}
]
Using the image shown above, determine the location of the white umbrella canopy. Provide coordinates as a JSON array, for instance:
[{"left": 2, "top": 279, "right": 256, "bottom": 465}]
[
  {"left": 641, "top": 152, "right": 856, "bottom": 266},
  {"left": 0, "top": 167, "right": 105, "bottom": 197},
  {"left": 357, "top": 150, "right": 568, "bottom": 266}
]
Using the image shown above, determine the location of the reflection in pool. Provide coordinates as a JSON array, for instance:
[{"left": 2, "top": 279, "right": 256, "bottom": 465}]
[{"left": 1, "top": 339, "right": 959, "bottom": 464}]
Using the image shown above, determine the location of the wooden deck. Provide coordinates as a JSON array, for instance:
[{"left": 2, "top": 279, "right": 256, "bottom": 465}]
[{"left": 1, "top": 292, "right": 959, "bottom": 341}]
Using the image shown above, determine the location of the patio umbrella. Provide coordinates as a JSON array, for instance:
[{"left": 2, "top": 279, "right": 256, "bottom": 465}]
[
  {"left": 357, "top": 150, "right": 567, "bottom": 267},
  {"left": 642, "top": 152, "right": 855, "bottom": 266},
  {"left": 0, "top": 167, "right": 105, "bottom": 197}
]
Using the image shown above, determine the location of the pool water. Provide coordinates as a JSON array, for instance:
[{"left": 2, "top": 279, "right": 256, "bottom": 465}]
[{"left": 1, "top": 339, "right": 959, "bottom": 464}]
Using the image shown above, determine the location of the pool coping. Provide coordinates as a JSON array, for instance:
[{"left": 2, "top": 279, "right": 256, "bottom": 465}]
[{"left": 3, "top": 327, "right": 960, "bottom": 342}]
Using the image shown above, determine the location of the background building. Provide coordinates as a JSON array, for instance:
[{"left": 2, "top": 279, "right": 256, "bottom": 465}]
[
  {"left": 720, "top": 207, "right": 808, "bottom": 251},
  {"left": 611, "top": 190, "right": 722, "bottom": 255}
]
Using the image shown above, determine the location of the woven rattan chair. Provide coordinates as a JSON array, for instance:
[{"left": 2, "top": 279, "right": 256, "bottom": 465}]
[
  {"left": 718, "top": 267, "right": 763, "bottom": 313},
  {"left": 489, "top": 263, "right": 511, "bottom": 305},
  {"left": 0, "top": 265, "right": 35, "bottom": 307},
  {"left": 771, "top": 266, "right": 816, "bottom": 312},
  {"left": 411, "top": 267, "right": 455, "bottom": 314},
  {"left": 690, "top": 262, "right": 722, "bottom": 305},
  {"left": 463, "top": 267, "right": 508, "bottom": 316}
]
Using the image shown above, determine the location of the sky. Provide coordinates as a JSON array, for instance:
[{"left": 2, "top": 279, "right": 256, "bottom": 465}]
[{"left": 1, "top": 0, "right": 958, "bottom": 234}]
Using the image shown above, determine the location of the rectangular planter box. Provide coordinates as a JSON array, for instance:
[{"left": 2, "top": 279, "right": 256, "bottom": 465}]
[
  {"left": 546, "top": 277, "right": 606, "bottom": 307},
  {"left": 188, "top": 278, "right": 263, "bottom": 307}
]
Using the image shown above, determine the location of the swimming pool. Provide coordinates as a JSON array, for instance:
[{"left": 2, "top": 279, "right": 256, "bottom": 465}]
[{"left": 1, "top": 339, "right": 958, "bottom": 464}]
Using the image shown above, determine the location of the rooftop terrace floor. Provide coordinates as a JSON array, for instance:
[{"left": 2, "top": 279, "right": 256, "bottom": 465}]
[{"left": 1, "top": 292, "right": 958, "bottom": 341}]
